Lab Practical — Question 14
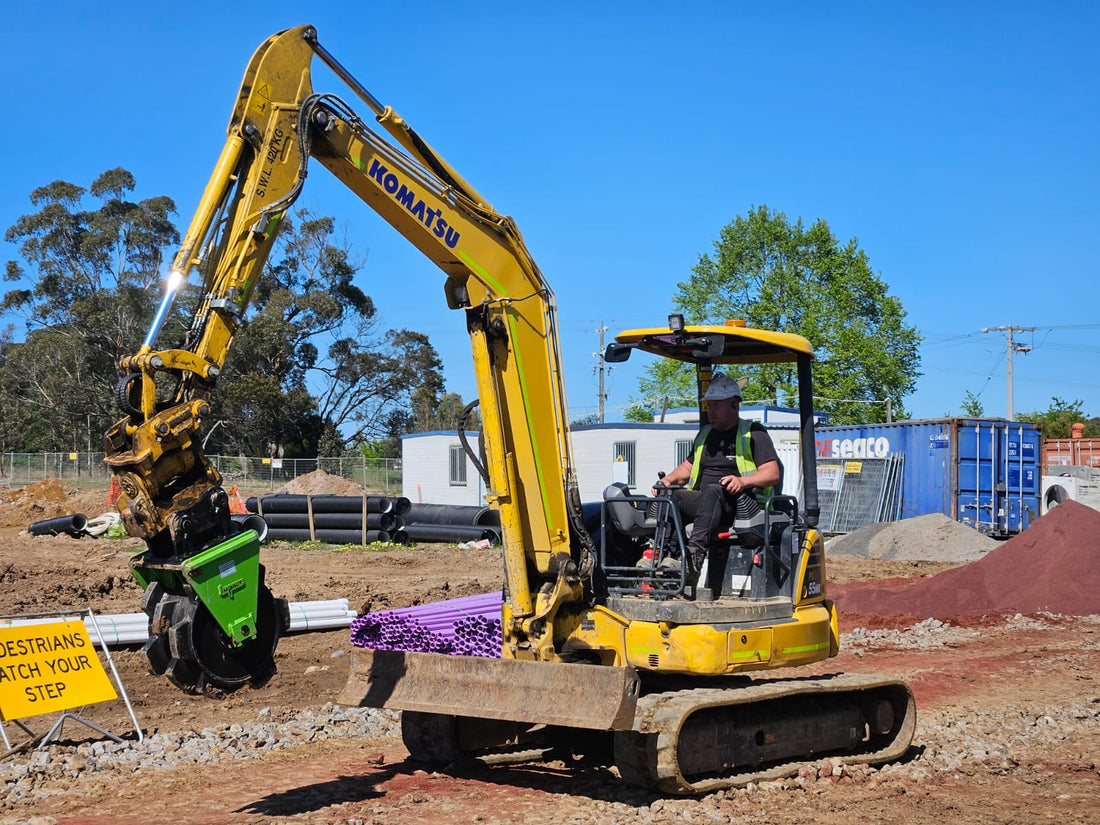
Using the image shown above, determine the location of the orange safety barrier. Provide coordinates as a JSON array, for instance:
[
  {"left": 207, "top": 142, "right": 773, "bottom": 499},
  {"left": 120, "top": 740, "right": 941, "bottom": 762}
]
[{"left": 228, "top": 485, "right": 247, "bottom": 515}]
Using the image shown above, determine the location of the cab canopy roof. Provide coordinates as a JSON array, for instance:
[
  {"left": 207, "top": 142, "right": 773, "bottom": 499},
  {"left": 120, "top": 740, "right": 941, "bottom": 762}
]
[{"left": 608, "top": 321, "right": 814, "bottom": 366}]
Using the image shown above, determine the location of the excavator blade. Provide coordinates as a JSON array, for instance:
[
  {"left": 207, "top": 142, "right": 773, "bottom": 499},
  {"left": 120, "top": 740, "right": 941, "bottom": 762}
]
[{"left": 339, "top": 648, "right": 640, "bottom": 730}]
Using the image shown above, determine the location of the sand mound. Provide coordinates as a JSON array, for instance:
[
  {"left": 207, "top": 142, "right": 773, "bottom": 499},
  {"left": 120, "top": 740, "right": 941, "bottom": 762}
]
[
  {"left": 832, "top": 500, "right": 1100, "bottom": 619},
  {"left": 827, "top": 513, "right": 997, "bottom": 563},
  {"left": 275, "top": 469, "right": 367, "bottom": 497}
]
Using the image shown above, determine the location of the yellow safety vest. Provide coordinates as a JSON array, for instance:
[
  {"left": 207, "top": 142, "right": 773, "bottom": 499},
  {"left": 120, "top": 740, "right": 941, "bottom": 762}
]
[{"left": 687, "top": 420, "right": 773, "bottom": 503}]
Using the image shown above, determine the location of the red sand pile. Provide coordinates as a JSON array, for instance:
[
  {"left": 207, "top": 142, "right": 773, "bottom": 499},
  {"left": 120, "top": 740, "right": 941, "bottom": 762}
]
[{"left": 831, "top": 500, "right": 1100, "bottom": 620}]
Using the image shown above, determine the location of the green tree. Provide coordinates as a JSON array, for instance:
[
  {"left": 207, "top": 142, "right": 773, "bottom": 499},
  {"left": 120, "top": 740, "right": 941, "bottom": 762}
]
[
  {"left": 1016, "top": 397, "right": 1099, "bottom": 438},
  {"left": 1, "top": 169, "right": 179, "bottom": 450},
  {"left": 1, "top": 172, "right": 466, "bottom": 458},
  {"left": 961, "top": 390, "right": 985, "bottom": 417},
  {"left": 623, "top": 404, "right": 655, "bottom": 423},
  {"left": 436, "top": 392, "right": 481, "bottom": 432},
  {"left": 204, "top": 211, "right": 453, "bottom": 457},
  {"left": 655, "top": 205, "right": 921, "bottom": 425}
]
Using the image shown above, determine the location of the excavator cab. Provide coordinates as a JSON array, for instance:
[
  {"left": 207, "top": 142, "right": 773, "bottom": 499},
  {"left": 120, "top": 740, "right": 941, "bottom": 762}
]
[{"left": 598, "top": 314, "right": 821, "bottom": 604}]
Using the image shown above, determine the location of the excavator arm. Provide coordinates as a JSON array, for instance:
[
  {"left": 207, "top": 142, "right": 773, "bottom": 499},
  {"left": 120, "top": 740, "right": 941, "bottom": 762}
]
[{"left": 106, "top": 25, "right": 594, "bottom": 691}]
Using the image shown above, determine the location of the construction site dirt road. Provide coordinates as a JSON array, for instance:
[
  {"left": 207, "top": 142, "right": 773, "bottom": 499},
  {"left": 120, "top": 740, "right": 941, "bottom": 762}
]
[{"left": 0, "top": 479, "right": 1097, "bottom": 824}]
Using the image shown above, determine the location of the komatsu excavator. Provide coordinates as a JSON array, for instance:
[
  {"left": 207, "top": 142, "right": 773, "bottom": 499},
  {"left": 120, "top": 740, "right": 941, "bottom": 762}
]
[{"left": 105, "top": 25, "right": 915, "bottom": 793}]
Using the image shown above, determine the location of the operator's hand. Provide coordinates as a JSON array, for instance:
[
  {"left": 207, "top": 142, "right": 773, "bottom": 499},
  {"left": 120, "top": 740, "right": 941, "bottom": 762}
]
[
  {"left": 650, "top": 479, "right": 667, "bottom": 497},
  {"left": 720, "top": 475, "right": 748, "bottom": 495}
]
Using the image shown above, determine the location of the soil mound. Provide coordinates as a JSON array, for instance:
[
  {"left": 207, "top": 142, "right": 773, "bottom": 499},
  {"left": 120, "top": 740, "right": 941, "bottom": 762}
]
[
  {"left": 0, "top": 479, "right": 111, "bottom": 528},
  {"left": 276, "top": 469, "right": 366, "bottom": 497},
  {"left": 832, "top": 500, "right": 1100, "bottom": 619},
  {"left": 827, "top": 513, "right": 997, "bottom": 562}
]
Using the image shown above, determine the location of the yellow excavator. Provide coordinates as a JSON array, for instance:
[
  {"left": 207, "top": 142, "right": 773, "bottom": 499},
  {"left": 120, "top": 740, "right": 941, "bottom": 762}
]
[{"left": 105, "top": 25, "right": 915, "bottom": 793}]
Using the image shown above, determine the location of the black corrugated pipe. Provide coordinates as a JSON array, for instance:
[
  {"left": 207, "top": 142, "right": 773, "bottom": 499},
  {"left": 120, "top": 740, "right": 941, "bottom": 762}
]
[
  {"left": 245, "top": 495, "right": 396, "bottom": 515},
  {"left": 402, "top": 524, "right": 501, "bottom": 544},
  {"left": 406, "top": 504, "right": 493, "bottom": 526},
  {"left": 265, "top": 528, "right": 391, "bottom": 544},
  {"left": 230, "top": 514, "right": 269, "bottom": 543},
  {"left": 29, "top": 513, "right": 88, "bottom": 538},
  {"left": 474, "top": 508, "right": 500, "bottom": 527},
  {"left": 259, "top": 511, "right": 397, "bottom": 531}
]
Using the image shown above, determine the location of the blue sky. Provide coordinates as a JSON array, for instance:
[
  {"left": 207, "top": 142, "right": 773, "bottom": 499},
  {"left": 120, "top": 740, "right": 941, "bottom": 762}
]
[{"left": 3, "top": 2, "right": 1097, "bottom": 425}]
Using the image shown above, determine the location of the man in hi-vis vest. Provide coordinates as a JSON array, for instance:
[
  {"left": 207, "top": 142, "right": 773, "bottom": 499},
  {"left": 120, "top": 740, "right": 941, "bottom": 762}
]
[{"left": 652, "top": 373, "right": 781, "bottom": 597}]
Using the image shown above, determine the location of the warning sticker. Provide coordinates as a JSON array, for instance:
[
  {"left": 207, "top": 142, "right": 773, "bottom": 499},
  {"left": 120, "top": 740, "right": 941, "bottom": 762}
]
[{"left": 0, "top": 620, "right": 117, "bottom": 721}]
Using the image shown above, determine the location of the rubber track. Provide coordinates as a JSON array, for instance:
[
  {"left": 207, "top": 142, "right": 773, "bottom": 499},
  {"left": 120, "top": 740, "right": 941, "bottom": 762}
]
[{"left": 614, "top": 673, "right": 917, "bottom": 794}]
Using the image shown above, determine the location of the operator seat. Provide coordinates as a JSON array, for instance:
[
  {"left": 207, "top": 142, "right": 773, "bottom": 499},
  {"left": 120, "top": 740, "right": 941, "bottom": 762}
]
[{"left": 603, "top": 482, "right": 658, "bottom": 538}]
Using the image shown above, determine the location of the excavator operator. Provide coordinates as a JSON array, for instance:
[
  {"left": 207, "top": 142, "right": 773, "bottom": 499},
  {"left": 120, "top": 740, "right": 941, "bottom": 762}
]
[{"left": 652, "top": 373, "right": 782, "bottom": 597}]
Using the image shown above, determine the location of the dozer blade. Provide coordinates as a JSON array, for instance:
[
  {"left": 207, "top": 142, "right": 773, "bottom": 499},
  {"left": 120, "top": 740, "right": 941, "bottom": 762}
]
[{"left": 339, "top": 648, "right": 640, "bottom": 730}]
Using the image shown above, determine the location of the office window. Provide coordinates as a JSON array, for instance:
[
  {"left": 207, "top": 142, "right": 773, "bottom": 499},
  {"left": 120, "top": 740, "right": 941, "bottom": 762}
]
[
  {"left": 674, "top": 438, "right": 693, "bottom": 466},
  {"left": 612, "top": 440, "right": 637, "bottom": 487},
  {"left": 449, "top": 444, "right": 467, "bottom": 486}
]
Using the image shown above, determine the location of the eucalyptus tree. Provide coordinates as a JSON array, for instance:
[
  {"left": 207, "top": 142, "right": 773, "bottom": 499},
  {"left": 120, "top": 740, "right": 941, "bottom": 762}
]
[{"left": 2, "top": 168, "right": 178, "bottom": 450}]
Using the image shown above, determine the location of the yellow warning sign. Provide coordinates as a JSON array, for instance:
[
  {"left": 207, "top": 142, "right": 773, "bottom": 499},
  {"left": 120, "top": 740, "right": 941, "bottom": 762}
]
[{"left": 0, "top": 620, "right": 117, "bottom": 721}]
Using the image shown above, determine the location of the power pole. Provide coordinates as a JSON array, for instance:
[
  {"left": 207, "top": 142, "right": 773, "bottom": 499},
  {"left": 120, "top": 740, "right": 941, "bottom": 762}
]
[
  {"left": 981, "top": 325, "right": 1034, "bottom": 421},
  {"left": 594, "top": 322, "right": 609, "bottom": 423}
]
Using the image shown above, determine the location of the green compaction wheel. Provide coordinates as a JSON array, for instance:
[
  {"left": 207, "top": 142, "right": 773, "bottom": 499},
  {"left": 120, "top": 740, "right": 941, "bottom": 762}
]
[
  {"left": 140, "top": 573, "right": 289, "bottom": 693},
  {"left": 134, "top": 530, "right": 290, "bottom": 694}
]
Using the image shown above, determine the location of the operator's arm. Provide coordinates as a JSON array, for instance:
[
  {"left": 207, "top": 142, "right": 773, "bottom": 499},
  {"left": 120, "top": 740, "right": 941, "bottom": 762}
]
[{"left": 717, "top": 425, "right": 781, "bottom": 495}]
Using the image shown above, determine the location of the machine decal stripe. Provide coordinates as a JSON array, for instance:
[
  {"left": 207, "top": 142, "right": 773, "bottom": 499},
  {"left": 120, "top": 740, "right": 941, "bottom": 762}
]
[
  {"left": 458, "top": 250, "right": 508, "bottom": 297},
  {"left": 728, "top": 649, "right": 768, "bottom": 660},
  {"left": 506, "top": 312, "right": 555, "bottom": 534},
  {"left": 781, "top": 641, "right": 830, "bottom": 655}
]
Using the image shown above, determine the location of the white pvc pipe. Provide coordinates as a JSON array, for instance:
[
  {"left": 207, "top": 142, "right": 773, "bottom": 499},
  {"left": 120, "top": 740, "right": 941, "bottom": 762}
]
[{"left": 0, "top": 600, "right": 357, "bottom": 646}]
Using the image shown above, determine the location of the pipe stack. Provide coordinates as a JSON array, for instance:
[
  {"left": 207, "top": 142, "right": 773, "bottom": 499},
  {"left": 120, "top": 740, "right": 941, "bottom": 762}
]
[
  {"left": 246, "top": 494, "right": 412, "bottom": 544},
  {"left": 402, "top": 503, "right": 501, "bottom": 545},
  {"left": 349, "top": 591, "right": 503, "bottom": 658},
  {"left": 246, "top": 494, "right": 504, "bottom": 546}
]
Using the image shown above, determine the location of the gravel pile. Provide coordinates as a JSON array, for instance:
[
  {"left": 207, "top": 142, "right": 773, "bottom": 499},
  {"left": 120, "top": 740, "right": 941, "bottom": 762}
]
[
  {"left": 841, "top": 616, "right": 984, "bottom": 652},
  {"left": 0, "top": 703, "right": 400, "bottom": 807},
  {"left": 826, "top": 514, "right": 997, "bottom": 562}
]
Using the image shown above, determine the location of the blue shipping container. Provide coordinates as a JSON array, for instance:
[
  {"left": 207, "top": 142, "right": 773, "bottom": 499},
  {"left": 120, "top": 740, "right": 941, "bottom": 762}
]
[{"left": 815, "top": 418, "right": 1041, "bottom": 536}]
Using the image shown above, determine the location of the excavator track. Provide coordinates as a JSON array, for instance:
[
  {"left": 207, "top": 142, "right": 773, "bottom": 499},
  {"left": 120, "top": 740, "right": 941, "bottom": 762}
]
[
  {"left": 386, "top": 671, "right": 914, "bottom": 795},
  {"left": 614, "top": 673, "right": 916, "bottom": 794}
]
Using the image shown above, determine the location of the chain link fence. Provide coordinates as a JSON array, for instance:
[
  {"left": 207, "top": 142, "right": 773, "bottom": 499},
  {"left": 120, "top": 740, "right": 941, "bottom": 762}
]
[
  {"left": 0, "top": 453, "right": 402, "bottom": 495},
  {"left": 815, "top": 454, "right": 905, "bottom": 535}
]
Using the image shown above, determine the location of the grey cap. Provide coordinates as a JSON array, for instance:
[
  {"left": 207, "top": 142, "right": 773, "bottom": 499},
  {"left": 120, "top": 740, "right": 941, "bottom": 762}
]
[{"left": 702, "top": 373, "right": 743, "bottom": 402}]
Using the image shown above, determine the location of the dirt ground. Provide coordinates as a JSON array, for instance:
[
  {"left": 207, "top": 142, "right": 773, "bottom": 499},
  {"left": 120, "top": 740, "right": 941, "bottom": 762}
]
[{"left": 0, "top": 479, "right": 1098, "bottom": 824}]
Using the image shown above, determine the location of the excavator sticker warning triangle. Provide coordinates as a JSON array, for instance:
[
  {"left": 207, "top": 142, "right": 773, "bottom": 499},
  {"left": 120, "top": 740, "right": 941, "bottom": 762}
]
[{"left": 252, "top": 82, "right": 272, "bottom": 116}]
